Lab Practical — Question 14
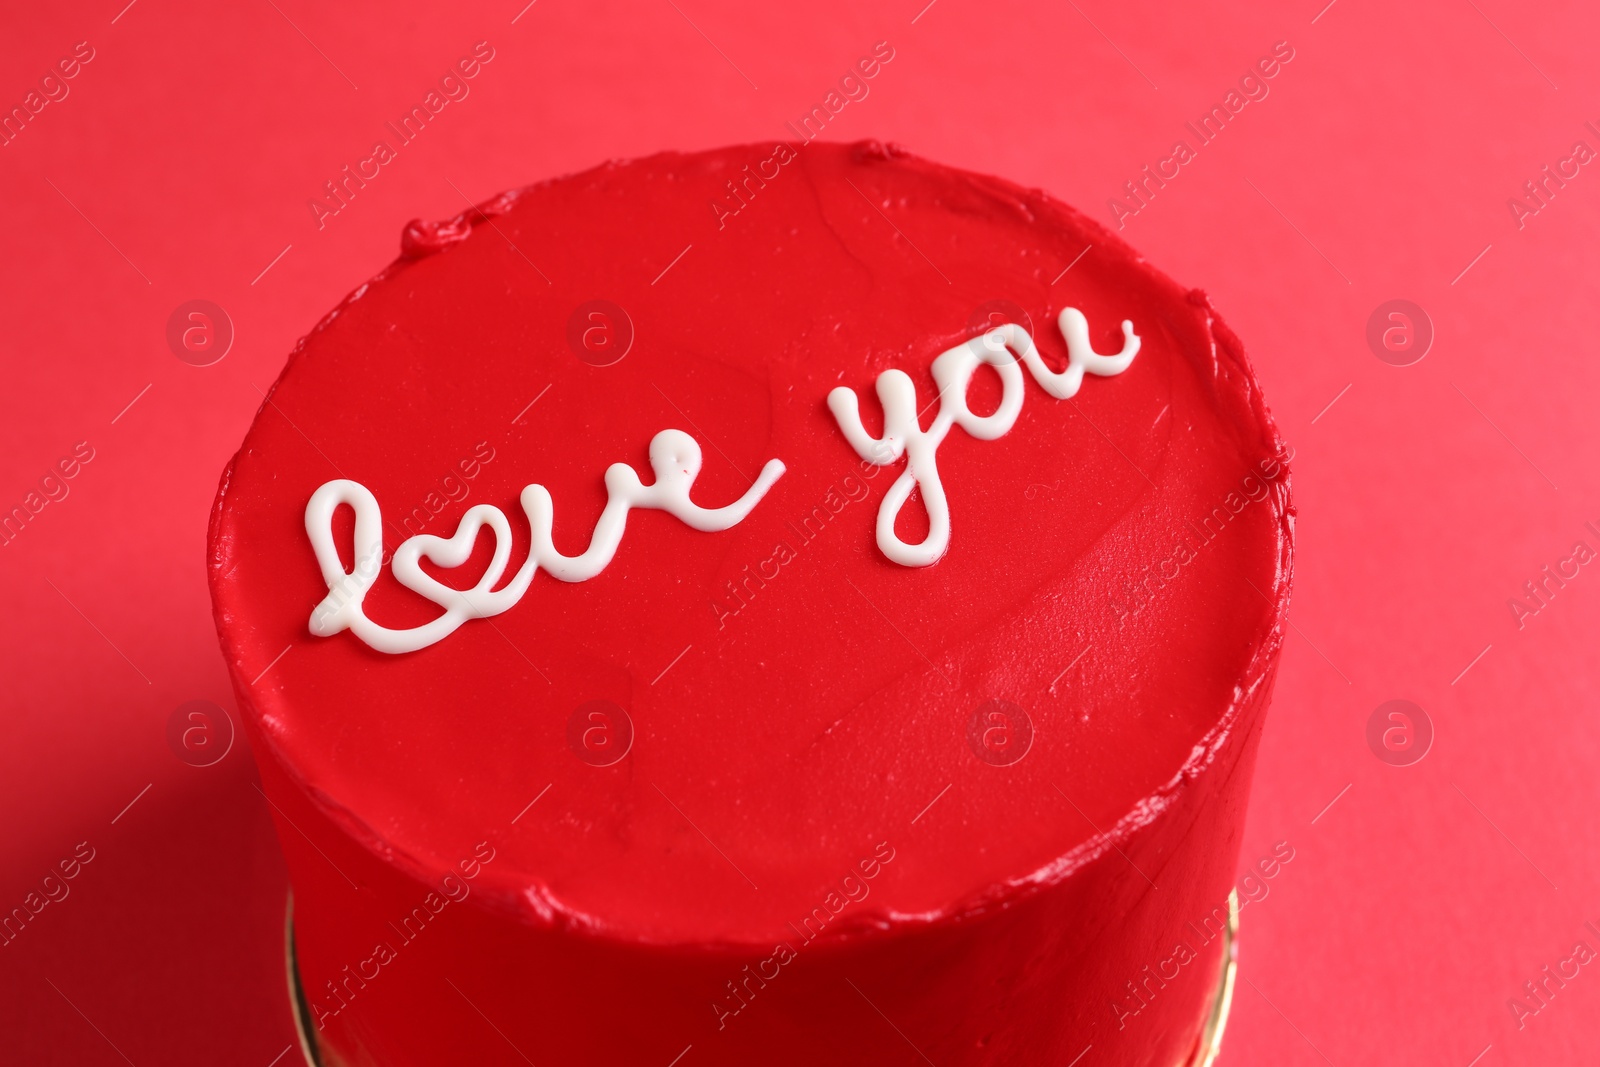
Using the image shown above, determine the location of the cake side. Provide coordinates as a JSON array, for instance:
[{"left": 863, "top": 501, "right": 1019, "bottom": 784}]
[{"left": 255, "top": 661, "right": 1275, "bottom": 1066}]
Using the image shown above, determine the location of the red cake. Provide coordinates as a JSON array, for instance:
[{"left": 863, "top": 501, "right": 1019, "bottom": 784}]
[{"left": 209, "top": 141, "right": 1293, "bottom": 1067}]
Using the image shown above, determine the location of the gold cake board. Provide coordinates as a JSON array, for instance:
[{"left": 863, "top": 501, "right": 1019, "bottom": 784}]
[
  {"left": 1192, "top": 889, "right": 1240, "bottom": 1067},
  {"left": 288, "top": 890, "right": 1239, "bottom": 1066}
]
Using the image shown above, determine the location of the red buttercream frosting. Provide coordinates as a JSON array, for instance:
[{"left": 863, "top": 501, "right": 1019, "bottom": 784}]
[{"left": 210, "top": 141, "right": 1292, "bottom": 1066}]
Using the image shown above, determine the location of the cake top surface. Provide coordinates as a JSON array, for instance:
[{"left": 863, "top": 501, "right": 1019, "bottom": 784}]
[{"left": 210, "top": 141, "right": 1291, "bottom": 945}]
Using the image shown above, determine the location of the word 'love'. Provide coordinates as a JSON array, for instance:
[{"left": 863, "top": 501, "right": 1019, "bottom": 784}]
[{"left": 305, "top": 430, "right": 784, "bottom": 654}]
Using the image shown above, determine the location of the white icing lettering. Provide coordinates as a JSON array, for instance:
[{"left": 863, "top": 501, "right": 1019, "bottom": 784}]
[
  {"left": 306, "top": 429, "right": 784, "bottom": 654},
  {"left": 827, "top": 307, "right": 1139, "bottom": 566}
]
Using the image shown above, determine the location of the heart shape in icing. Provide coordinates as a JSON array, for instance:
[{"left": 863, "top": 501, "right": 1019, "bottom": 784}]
[{"left": 390, "top": 504, "right": 516, "bottom": 620}]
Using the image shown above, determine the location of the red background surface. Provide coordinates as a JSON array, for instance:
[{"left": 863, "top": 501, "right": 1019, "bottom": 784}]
[{"left": 2, "top": 0, "right": 1596, "bottom": 1064}]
